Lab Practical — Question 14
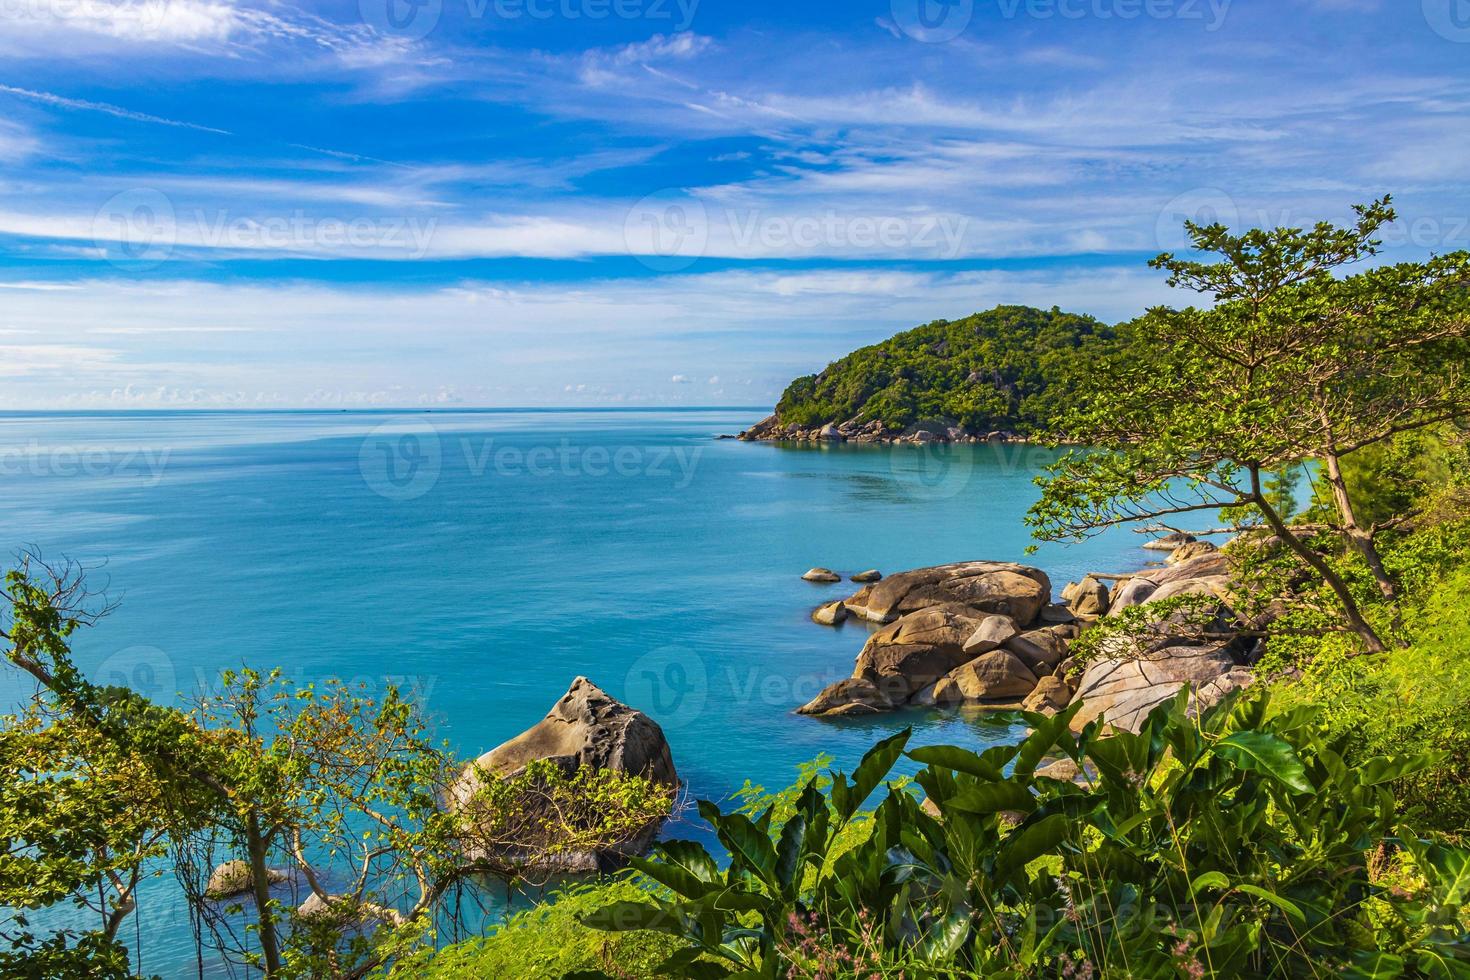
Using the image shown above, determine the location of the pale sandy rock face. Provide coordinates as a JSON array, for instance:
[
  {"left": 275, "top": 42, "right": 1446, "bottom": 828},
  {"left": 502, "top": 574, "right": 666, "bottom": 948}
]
[
  {"left": 205, "top": 860, "right": 288, "bottom": 901},
  {"left": 1063, "top": 575, "right": 1110, "bottom": 617},
  {"left": 962, "top": 614, "right": 1018, "bottom": 655},
  {"left": 450, "top": 677, "right": 677, "bottom": 811},
  {"left": 852, "top": 605, "right": 990, "bottom": 699},
  {"left": 1108, "top": 577, "right": 1159, "bottom": 613},
  {"left": 1006, "top": 628, "right": 1069, "bottom": 676},
  {"left": 797, "top": 677, "right": 893, "bottom": 716},
  {"left": 1069, "top": 645, "right": 1244, "bottom": 733},
  {"left": 1167, "top": 540, "right": 1219, "bottom": 565},
  {"left": 1022, "top": 675, "right": 1072, "bottom": 714},
  {"left": 842, "top": 561, "right": 1051, "bottom": 625},
  {"left": 812, "top": 600, "right": 847, "bottom": 626},
  {"left": 930, "top": 650, "right": 1038, "bottom": 702}
]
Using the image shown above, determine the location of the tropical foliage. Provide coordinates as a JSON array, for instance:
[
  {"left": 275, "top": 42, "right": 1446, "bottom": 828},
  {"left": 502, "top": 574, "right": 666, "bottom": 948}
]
[
  {"left": 774, "top": 305, "right": 1120, "bottom": 434},
  {"left": 1027, "top": 198, "right": 1470, "bottom": 653},
  {"left": 0, "top": 556, "right": 674, "bottom": 979},
  {"left": 581, "top": 693, "right": 1470, "bottom": 978}
]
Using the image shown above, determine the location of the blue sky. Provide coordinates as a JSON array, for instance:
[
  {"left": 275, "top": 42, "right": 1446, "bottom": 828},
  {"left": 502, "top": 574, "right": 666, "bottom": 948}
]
[{"left": 0, "top": 0, "right": 1467, "bottom": 408}]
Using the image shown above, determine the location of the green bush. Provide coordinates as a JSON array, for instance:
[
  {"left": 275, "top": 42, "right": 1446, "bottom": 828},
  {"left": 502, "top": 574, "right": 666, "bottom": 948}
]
[
  {"left": 390, "top": 878, "right": 683, "bottom": 979},
  {"left": 1276, "top": 566, "right": 1470, "bottom": 840},
  {"left": 582, "top": 693, "right": 1470, "bottom": 978},
  {"left": 458, "top": 760, "right": 676, "bottom": 874}
]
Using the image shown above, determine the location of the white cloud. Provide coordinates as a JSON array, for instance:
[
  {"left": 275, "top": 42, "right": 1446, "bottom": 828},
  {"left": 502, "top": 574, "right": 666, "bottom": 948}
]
[
  {"left": 0, "top": 0, "right": 241, "bottom": 44},
  {"left": 0, "top": 266, "right": 1175, "bottom": 407},
  {"left": 0, "top": 84, "right": 232, "bottom": 135}
]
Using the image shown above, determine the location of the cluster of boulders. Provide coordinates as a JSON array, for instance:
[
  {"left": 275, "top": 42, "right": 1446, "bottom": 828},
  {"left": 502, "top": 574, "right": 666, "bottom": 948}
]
[
  {"left": 799, "top": 540, "right": 1258, "bottom": 734},
  {"left": 739, "top": 414, "right": 1024, "bottom": 445}
]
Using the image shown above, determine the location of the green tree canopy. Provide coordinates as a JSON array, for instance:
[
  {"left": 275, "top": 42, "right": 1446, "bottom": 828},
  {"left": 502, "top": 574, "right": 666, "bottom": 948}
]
[
  {"left": 774, "top": 305, "right": 1120, "bottom": 433},
  {"left": 1027, "top": 197, "right": 1470, "bottom": 653}
]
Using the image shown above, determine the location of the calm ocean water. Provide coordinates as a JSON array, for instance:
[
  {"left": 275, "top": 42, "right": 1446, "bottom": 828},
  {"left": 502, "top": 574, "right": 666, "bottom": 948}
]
[{"left": 0, "top": 409, "right": 1149, "bottom": 976}]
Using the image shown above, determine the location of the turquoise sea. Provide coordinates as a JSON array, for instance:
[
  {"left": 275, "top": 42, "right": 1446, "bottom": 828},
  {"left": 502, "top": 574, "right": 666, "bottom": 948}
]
[{"left": 0, "top": 409, "right": 1150, "bottom": 976}]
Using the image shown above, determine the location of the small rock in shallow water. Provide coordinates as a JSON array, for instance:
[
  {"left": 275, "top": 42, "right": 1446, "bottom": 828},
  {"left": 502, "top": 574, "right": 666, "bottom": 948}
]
[
  {"left": 205, "top": 860, "right": 288, "bottom": 901},
  {"left": 850, "top": 569, "right": 882, "bottom": 583},
  {"left": 802, "top": 567, "right": 841, "bottom": 583},
  {"left": 812, "top": 600, "right": 847, "bottom": 626}
]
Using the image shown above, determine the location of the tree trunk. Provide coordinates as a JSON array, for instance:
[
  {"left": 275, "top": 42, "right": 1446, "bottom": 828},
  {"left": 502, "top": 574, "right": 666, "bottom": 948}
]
[
  {"left": 244, "top": 813, "right": 283, "bottom": 977},
  {"left": 1321, "top": 449, "right": 1400, "bottom": 603},
  {"left": 1251, "top": 467, "right": 1387, "bottom": 655}
]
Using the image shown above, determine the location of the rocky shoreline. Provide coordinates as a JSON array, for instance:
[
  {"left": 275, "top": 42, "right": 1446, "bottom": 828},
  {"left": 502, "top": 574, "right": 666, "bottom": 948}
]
[
  {"left": 738, "top": 413, "right": 1033, "bottom": 445},
  {"left": 796, "top": 539, "right": 1255, "bottom": 735},
  {"left": 451, "top": 536, "right": 1248, "bottom": 873}
]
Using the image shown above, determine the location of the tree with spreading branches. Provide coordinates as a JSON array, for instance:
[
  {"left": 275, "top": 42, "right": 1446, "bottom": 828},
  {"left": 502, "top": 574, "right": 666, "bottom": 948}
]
[{"left": 1027, "top": 197, "right": 1470, "bottom": 653}]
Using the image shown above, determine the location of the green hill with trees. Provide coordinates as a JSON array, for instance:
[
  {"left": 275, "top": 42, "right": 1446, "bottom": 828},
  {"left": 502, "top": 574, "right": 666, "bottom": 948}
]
[{"left": 756, "top": 305, "right": 1123, "bottom": 439}]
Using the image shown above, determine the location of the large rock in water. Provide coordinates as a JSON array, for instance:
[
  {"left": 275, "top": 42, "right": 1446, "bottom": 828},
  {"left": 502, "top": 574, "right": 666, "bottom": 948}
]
[
  {"left": 926, "top": 649, "right": 1038, "bottom": 703},
  {"left": 453, "top": 678, "right": 677, "bottom": 796},
  {"left": 841, "top": 561, "right": 1051, "bottom": 626},
  {"left": 1069, "top": 645, "right": 1252, "bottom": 733},
  {"left": 796, "top": 677, "right": 893, "bottom": 716},
  {"left": 449, "top": 678, "right": 677, "bottom": 873},
  {"left": 852, "top": 604, "right": 987, "bottom": 701}
]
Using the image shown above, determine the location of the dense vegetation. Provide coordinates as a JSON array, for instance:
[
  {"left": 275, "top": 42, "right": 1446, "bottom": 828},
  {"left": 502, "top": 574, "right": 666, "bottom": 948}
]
[
  {"left": 6, "top": 198, "right": 1470, "bottom": 978},
  {"left": 773, "top": 305, "right": 1120, "bottom": 434},
  {"left": 583, "top": 694, "right": 1470, "bottom": 978},
  {"left": 0, "top": 577, "right": 673, "bottom": 978}
]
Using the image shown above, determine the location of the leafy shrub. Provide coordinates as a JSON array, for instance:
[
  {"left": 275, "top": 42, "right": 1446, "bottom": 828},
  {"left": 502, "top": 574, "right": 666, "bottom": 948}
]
[
  {"left": 1276, "top": 567, "right": 1470, "bottom": 840},
  {"left": 582, "top": 693, "right": 1470, "bottom": 978},
  {"left": 389, "top": 878, "right": 684, "bottom": 979},
  {"left": 460, "top": 760, "right": 676, "bottom": 874}
]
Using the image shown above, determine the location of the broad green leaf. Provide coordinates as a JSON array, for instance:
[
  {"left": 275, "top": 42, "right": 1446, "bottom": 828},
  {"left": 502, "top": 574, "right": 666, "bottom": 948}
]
[
  {"left": 907, "top": 744, "right": 1004, "bottom": 780},
  {"left": 699, "top": 804, "right": 778, "bottom": 884},
  {"left": 1213, "top": 731, "right": 1314, "bottom": 793},
  {"left": 944, "top": 781, "right": 1037, "bottom": 817},
  {"left": 995, "top": 813, "right": 1067, "bottom": 877},
  {"left": 1190, "top": 870, "right": 1230, "bottom": 895},
  {"left": 1360, "top": 752, "right": 1445, "bottom": 788},
  {"left": 1234, "top": 883, "right": 1305, "bottom": 923},
  {"left": 630, "top": 855, "right": 716, "bottom": 900},
  {"left": 847, "top": 728, "right": 910, "bottom": 816}
]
